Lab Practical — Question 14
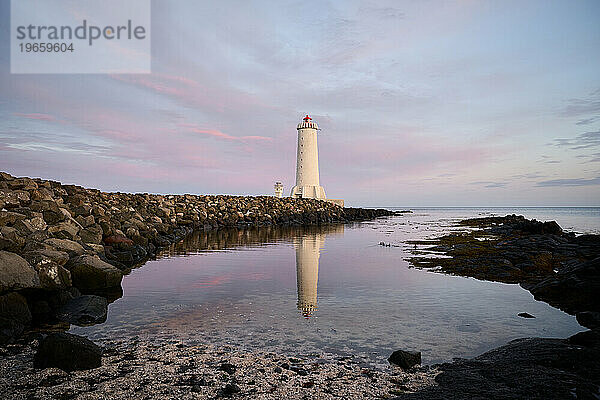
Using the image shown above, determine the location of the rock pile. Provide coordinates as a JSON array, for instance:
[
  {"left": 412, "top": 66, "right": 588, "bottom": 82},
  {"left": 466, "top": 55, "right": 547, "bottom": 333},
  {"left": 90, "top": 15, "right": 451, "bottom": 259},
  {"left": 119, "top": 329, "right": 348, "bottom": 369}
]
[{"left": 0, "top": 172, "right": 393, "bottom": 345}]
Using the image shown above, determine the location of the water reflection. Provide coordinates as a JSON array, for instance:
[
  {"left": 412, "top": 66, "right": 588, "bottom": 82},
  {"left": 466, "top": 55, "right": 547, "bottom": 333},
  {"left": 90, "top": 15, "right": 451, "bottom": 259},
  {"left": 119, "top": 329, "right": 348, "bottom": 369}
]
[
  {"left": 158, "top": 224, "right": 346, "bottom": 258},
  {"left": 157, "top": 224, "right": 345, "bottom": 318},
  {"left": 294, "top": 225, "right": 344, "bottom": 318}
]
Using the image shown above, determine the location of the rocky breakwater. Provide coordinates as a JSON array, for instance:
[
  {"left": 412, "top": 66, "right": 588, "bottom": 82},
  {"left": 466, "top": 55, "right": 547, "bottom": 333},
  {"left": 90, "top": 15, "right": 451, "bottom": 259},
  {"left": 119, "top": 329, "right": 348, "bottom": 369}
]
[{"left": 0, "top": 172, "right": 393, "bottom": 345}]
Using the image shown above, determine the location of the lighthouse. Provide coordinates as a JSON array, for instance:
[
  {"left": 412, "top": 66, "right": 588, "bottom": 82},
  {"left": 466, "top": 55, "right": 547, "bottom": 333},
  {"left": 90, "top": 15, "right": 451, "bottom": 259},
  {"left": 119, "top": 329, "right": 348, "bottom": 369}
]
[{"left": 290, "top": 115, "right": 326, "bottom": 199}]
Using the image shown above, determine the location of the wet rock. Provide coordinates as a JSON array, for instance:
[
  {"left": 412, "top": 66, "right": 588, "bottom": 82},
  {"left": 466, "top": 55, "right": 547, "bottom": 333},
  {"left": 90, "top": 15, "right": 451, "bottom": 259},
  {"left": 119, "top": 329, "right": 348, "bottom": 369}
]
[
  {"left": 0, "top": 250, "right": 40, "bottom": 292},
  {"left": 394, "top": 337, "right": 600, "bottom": 400},
  {"left": 57, "top": 295, "right": 108, "bottom": 326},
  {"left": 219, "top": 362, "right": 237, "bottom": 374},
  {"left": 217, "top": 382, "right": 241, "bottom": 397},
  {"left": 34, "top": 333, "right": 102, "bottom": 371},
  {"left": 576, "top": 311, "right": 600, "bottom": 330},
  {"left": 518, "top": 312, "right": 535, "bottom": 318},
  {"left": 0, "top": 292, "right": 31, "bottom": 344},
  {"left": 568, "top": 330, "right": 600, "bottom": 348},
  {"left": 68, "top": 255, "right": 122, "bottom": 293},
  {"left": 388, "top": 349, "right": 421, "bottom": 369}
]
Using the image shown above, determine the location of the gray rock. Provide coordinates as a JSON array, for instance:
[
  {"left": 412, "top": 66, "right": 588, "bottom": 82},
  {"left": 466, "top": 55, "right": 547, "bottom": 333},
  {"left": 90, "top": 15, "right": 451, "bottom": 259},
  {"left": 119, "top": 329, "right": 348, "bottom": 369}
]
[
  {"left": 47, "top": 220, "right": 81, "bottom": 240},
  {"left": 57, "top": 295, "right": 107, "bottom": 326},
  {"left": 43, "top": 238, "right": 85, "bottom": 256},
  {"left": 388, "top": 349, "right": 421, "bottom": 369},
  {"left": 69, "top": 255, "right": 122, "bottom": 292},
  {"left": 0, "top": 250, "right": 40, "bottom": 292},
  {"left": 34, "top": 333, "right": 102, "bottom": 371}
]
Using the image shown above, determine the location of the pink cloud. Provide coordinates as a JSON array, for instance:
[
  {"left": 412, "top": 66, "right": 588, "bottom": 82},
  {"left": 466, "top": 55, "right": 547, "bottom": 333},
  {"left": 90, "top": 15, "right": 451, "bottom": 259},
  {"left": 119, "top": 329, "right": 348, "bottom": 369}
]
[
  {"left": 13, "top": 113, "right": 56, "bottom": 122},
  {"left": 179, "top": 123, "right": 272, "bottom": 142}
]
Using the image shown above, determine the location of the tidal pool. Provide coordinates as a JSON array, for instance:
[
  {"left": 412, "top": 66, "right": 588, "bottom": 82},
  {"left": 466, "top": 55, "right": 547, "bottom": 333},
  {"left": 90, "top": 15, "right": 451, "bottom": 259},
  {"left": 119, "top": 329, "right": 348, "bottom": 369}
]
[{"left": 72, "top": 209, "right": 590, "bottom": 367}]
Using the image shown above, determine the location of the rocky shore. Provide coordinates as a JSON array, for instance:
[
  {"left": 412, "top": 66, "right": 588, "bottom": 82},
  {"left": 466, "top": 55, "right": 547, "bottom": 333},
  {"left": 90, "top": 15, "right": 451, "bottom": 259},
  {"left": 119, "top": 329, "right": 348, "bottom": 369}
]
[
  {"left": 0, "top": 172, "right": 393, "bottom": 345},
  {"left": 406, "top": 214, "right": 600, "bottom": 328},
  {"left": 402, "top": 214, "right": 600, "bottom": 399},
  {"left": 0, "top": 335, "right": 438, "bottom": 400}
]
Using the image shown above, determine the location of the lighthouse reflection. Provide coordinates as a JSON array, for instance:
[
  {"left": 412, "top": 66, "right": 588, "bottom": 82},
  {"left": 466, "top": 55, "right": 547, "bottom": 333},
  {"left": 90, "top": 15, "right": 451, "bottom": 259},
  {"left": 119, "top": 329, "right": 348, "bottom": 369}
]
[
  {"left": 294, "top": 225, "right": 344, "bottom": 319},
  {"left": 157, "top": 223, "right": 344, "bottom": 319}
]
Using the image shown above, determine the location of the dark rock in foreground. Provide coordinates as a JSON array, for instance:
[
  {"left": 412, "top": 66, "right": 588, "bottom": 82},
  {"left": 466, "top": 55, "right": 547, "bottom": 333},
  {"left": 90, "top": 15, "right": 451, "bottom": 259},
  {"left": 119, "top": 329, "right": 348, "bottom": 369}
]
[
  {"left": 34, "top": 333, "right": 102, "bottom": 372},
  {"left": 393, "top": 334, "right": 600, "bottom": 400},
  {"left": 388, "top": 349, "right": 422, "bottom": 369},
  {"left": 0, "top": 292, "right": 31, "bottom": 345}
]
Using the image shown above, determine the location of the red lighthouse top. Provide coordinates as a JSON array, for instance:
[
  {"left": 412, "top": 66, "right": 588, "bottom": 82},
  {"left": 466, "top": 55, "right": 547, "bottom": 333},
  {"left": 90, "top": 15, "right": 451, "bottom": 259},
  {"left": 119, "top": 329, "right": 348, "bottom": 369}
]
[{"left": 303, "top": 114, "right": 312, "bottom": 121}]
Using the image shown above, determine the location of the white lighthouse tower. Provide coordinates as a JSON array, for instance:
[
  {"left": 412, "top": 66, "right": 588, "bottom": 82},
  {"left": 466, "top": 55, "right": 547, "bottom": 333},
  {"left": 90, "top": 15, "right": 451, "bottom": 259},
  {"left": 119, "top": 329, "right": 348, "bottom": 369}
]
[{"left": 290, "top": 115, "right": 326, "bottom": 199}]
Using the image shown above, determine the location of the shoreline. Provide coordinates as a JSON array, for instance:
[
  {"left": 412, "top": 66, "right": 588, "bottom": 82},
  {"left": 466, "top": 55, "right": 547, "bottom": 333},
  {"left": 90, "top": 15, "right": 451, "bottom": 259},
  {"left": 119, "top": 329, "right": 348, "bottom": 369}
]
[{"left": 2, "top": 173, "right": 599, "bottom": 398}]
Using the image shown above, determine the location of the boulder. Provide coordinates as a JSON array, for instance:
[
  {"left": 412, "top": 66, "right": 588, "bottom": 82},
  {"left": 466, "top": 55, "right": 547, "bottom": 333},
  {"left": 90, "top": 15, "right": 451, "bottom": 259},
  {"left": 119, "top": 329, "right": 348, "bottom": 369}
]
[
  {"left": 80, "top": 225, "right": 103, "bottom": 244},
  {"left": 0, "top": 250, "right": 40, "bottom": 292},
  {"left": 0, "top": 226, "right": 26, "bottom": 251},
  {"left": 576, "top": 311, "right": 600, "bottom": 330},
  {"left": 31, "top": 259, "right": 72, "bottom": 290},
  {"left": 34, "top": 333, "right": 102, "bottom": 371},
  {"left": 47, "top": 220, "right": 81, "bottom": 240},
  {"left": 23, "top": 248, "right": 70, "bottom": 266},
  {"left": 0, "top": 211, "right": 27, "bottom": 226},
  {"left": 69, "top": 255, "right": 122, "bottom": 292},
  {"left": 388, "top": 349, "right": 422, "bottom": 369},
  {"left": 44, "top": 238, "right": 85, "bottom": 256},
  {"left": 0, "top": 292, "right": 31, "bottom": 344},
  {"left": 56, "top": 295, "right": 107, "bottom": 326}
]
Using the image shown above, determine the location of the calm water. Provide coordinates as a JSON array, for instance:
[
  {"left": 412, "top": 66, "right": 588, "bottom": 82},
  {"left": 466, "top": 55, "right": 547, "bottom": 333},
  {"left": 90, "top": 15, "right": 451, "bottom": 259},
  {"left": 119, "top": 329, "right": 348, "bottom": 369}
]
[{"left": 71, "top": 208, "right": 600, "bottom": 367}]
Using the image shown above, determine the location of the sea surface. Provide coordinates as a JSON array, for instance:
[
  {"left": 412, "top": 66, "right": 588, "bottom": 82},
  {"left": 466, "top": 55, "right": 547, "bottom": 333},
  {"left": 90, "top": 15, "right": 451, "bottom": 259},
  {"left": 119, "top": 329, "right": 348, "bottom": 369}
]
[{"left": 71, "top": 207, "right": 599, "bottom": 367}]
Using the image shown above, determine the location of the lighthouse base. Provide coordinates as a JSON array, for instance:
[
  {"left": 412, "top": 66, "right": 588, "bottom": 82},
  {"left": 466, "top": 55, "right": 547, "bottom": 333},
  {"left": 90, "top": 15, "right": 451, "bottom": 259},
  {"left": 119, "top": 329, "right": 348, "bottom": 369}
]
[{"left": 290, "top": 185, "right": 326, "bottom": 200}]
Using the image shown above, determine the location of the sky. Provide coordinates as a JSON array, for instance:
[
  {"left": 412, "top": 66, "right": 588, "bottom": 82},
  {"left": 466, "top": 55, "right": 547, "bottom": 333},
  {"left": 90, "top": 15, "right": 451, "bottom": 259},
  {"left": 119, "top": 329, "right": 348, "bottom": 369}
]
[{"left": 1, "top": 0, "right": 599, "bottom": 207}]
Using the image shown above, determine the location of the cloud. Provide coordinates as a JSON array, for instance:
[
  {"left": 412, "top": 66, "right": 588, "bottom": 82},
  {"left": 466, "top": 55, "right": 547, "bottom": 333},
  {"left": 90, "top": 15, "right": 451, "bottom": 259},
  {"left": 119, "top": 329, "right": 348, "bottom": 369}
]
[
  {"left": 178, "top": 124, "right": 272, "bottom": 142},
  {"left": 13, "top": 113, "right": 56, "bottom": 122},
  {"left": 553, "top": 130, "right": 600, "bottom": 150},
  {"left": 575, "top": 116, "right": 600, "bottom": 126},
  {"left": 536, "top": 176, "right": 600, "bottom": 187},
  {"left": 469, "top": 181, "right": 508, "bottom": 188},
  {"left": 561, "top": 89, "right": 600, "bottom": 117}
]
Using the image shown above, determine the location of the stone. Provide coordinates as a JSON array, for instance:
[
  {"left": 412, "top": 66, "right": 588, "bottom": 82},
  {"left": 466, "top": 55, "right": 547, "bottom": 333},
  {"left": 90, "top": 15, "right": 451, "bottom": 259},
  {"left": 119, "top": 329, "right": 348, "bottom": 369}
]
[
  {"left": 576, "top": 311, "right": 600, "bottom": 330},
  {"left": 80, "top": 225, "right": 103, "bottom": 244},
  {"left": 69, "top": 255, "right": 123, "bottom": 292},
  {"left": 0, "top": 292, "right": 31, "bottom": 344},
  {"left": 0, "top": 250, "right": 40, "bottom": 292},
  {"left": 388, "top": 349, "right": 421, "bottom": 369},
  {"left": 34, "top": 333, "right": 102, "bottom": 371},
  {"left": 0, "top": 226, "right": 26, "bottom": 251},
  {"left": 47, "top": 220, "right": 81, "bottom": 240},
  {"left": 23, "top": 248, "right": 70, "bottom": 266},
  {"left": 44, "top": 238, "right": 85, "bottom": 256},
  {"left": 32, "top": 259, "right": 72, "bottom": 290},
  {"left": 518, "top": 312, "right": 535, "bottom": 318},
  {"left": 0, "top": 211, "right": 27, "bottom": 226},
  {"left": 56, "top": 295, "right": 108, "bottom": 326}
]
